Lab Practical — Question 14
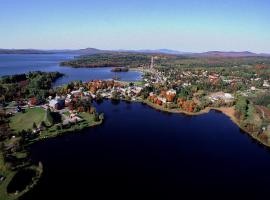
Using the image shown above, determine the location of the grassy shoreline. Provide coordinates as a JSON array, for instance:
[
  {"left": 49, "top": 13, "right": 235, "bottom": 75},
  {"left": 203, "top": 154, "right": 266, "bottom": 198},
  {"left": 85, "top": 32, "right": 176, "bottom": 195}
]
[
  {"left": 0, "top": 160, "right": 43, "bottom": 200},
  {"left": 29, "top": 117, "right": 103, "bottom": 145}
]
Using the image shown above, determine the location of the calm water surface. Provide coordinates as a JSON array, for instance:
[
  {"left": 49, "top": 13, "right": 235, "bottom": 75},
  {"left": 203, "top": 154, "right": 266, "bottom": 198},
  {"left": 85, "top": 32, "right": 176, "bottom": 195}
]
[
  {"left": 20, "top": 101, "right": 270, "bottom": 200},
  {"left": 0, "top": 54, "right": 142, "bottom": 86}
]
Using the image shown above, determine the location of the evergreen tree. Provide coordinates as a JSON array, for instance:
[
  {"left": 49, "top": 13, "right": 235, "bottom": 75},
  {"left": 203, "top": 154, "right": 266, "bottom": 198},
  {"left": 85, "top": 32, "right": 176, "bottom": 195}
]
[
  {"left": 33, "top": 122, "right": 37, "bottom": 129},
  {"left": 45, "top": 108, "right": 54, "bottom": 126},
  {"left": 235, "top": 97, "right": 248, "bottom": 120}
]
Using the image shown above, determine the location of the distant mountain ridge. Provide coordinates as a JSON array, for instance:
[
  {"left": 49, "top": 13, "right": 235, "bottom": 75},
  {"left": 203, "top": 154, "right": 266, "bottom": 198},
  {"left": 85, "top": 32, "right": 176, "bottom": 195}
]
[
  {"left": 0, "top": 48, "right": 108, "bottom": 55},
  {"left": 118, "top": 49, "right": 189, "bottom": 55},
  {"left": 191, "top": 51, "right": 264, "bottom": 58},
  {"left": 0, "top": 49, "right": 53, "bottom": 54},
  {"left": 0, "top": 48, "right": 269, "bottom": 57}
]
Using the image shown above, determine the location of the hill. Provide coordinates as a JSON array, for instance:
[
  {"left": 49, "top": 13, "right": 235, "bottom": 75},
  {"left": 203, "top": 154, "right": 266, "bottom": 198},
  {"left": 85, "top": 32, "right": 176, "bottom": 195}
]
[{"left": 0, "top": 48, "right": 269, "bottom": 57}]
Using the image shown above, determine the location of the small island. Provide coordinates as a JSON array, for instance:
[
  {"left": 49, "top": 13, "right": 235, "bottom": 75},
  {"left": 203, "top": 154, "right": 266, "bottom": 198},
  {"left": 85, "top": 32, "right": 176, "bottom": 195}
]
[{"left": 111, "top": 67, "right": 129, "bottom": 72}]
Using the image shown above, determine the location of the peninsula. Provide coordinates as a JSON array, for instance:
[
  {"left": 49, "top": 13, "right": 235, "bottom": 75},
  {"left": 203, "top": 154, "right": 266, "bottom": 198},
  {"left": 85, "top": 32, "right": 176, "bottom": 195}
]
[{"left": 0, "top": 72, "right": 104, "bottom": 200}]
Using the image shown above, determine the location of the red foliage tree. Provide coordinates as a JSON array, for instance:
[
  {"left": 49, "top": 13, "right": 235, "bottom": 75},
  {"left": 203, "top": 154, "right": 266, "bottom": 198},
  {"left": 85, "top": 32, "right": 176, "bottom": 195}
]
[{"left": 29, "top": 97, "right": 38, "bottom": 106}]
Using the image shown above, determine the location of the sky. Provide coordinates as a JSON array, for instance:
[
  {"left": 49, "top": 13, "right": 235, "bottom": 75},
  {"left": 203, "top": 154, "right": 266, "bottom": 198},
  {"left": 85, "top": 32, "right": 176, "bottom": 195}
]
[{"left": 0, "top": 0, "right": 269, "bottom": 53}]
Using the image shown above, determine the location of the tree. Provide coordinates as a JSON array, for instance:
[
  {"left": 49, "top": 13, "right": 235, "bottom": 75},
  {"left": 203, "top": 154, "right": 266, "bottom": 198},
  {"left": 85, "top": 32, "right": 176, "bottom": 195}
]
[
  {"left": 178, "top": 87, "right": 192, "bottom": 100},
  {"left": 111, "top": 91, "right": 120, "bottom": 100},
  {"left": 235, "top": 97, "right": 248, "bottom": 120},
  {"left": 244, "top": 103, "right": 259, "bottom": 131},
  {"left": 94, "top": 113, "right": 100, "bottom": 122},
  {"left": 33, "top": 122, "right": 37, "bottom": 129},
  {"left": 45, "top": 109, "right": 54, "bottom": 126},
  {"left": 39, "top": 121, "right": 46, "bottom": 128},
  {"left": 247, "top": 104, "right": 255, "bottom": 122}
]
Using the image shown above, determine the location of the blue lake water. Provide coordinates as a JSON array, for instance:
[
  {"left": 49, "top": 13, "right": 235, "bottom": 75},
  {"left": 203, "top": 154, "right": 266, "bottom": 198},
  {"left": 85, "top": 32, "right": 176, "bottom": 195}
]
[
  {"left": 0, "top": 54, "right": 142, "bottom": 86},
  {"left": 20, "top": 101, "right": 270, "bottom": 200}
]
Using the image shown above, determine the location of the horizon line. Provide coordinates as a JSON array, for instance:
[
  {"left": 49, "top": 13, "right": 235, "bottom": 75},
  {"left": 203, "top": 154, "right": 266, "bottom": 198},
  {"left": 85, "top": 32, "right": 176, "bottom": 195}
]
[{"left": 0, "top": 47, "right": 269, "bottom": 54}]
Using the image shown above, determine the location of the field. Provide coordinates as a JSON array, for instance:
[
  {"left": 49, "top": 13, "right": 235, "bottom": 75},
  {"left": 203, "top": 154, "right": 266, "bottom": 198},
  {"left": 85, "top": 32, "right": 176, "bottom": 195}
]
[{"left": 9, "top": 108, "right": 45, "bottom": 133}]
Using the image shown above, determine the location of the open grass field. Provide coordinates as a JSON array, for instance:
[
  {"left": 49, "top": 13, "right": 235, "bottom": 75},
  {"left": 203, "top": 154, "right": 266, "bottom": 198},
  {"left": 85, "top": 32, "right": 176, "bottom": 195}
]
[{"left": 9, "top": 108, "right": 45, "bottom": 133}]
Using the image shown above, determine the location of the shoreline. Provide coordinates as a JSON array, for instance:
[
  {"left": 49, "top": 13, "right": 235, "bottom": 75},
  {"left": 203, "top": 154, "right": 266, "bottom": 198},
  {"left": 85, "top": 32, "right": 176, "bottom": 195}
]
[
  {"left": 1, "top": 114, "right": 103, "bottom": 200},
  {"left": 1, "top": 98, "right": 268, "bottom": 200},
  {"left": 27, "top": 118, "right": 103, "bottom": 146},
  {"left": 139, "top": 99, "right": 270, "bottom": 148}
]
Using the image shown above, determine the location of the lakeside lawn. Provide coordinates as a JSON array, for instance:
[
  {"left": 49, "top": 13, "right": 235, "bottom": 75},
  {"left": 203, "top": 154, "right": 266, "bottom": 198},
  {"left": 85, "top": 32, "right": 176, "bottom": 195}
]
[
  {"left": 9, "top": 108, "right": 45, "bottom": 133},
  {"left": 33, "top": 112, "right": 102, "bottom": 141},
  {"left": 9, "top": 107, "right": 102, "bottom": 141}
]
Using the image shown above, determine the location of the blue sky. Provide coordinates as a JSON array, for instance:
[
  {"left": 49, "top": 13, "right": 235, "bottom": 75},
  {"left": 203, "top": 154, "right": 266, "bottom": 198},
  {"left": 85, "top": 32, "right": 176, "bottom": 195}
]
[{"left": 0, "top": 0, "right": 269, "bottom": 52}]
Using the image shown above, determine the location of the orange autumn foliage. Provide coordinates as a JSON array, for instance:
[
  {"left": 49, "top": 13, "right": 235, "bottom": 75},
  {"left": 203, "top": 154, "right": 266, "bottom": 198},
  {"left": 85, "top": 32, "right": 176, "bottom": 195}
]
[
  {"left": 182, "top": 100, "right": 196, "bottom": 112},
  {"left": 177, "top": 98, "right": 185, "bottom": 107},
  {"left": 178, "top": 98, "right": 196, "bottom": 112},
  {"left": 166, "top": 94, "right": 176, "bottom": 102}
]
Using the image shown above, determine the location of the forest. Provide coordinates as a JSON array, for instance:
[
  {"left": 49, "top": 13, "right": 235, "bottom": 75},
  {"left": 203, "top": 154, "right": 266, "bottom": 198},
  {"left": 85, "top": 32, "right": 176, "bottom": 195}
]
[
  {"left": 0, "top": 71, "right": 63, "bottom": 104},
  {"left": 61, "top": 52, "right": 270, "bottom": 69}
]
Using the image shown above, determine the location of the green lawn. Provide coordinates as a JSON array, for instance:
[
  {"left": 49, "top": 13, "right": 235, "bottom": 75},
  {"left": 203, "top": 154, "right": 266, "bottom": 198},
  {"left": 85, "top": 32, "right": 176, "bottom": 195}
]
[
  {"left": 62, "top": 111, "right": 70, "bottom": 117},
  {"left": 133, "top": 81, "right": 145, "bottom": 86},
  {"left": 79, "top": 112, "right": 95, "bottom": 124},
  {"left": 30, "top": 112, "right": 102, "bottom": 141},
  {"left": 9, "top": 108, "right": 45, "bottom": 133},
  {"left": 9, "top": 108, "right": 101, "bottom": 141}
]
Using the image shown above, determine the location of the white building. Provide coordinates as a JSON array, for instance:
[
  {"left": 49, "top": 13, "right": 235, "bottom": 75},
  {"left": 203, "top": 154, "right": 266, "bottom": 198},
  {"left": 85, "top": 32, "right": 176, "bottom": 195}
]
[
  {"left": 166, "top": 89, "right": 176, "bottom": 96},
  {"left": 49, "top": 99, "right": 59, "bottom": 108},
  {"left": 209, "top": 92, "right": 234, "bottom": 103},
  {"left": 263, "top": 80, "right": 270, "bottom": 88},
  {"left": 158, "top": 97, "right": 167, "bottom": 104},
  {"left": 250, "top": 86, "right": 256, "bottom": 91}
]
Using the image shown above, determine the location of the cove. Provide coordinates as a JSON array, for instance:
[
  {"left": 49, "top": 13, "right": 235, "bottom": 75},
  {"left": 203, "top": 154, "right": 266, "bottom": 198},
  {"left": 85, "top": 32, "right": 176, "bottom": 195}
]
[
  {"left": 7, "top": 169, "right": 36, "bottom": 194},
  {"left": 20, "top": 100, "right": 270, "bottom": 200}
]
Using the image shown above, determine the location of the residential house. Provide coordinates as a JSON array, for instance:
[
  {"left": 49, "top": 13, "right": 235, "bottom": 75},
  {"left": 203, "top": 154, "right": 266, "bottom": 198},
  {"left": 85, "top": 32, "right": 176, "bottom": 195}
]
[{"left": 49, "top": 98, "right": 65, "bottom": 110}]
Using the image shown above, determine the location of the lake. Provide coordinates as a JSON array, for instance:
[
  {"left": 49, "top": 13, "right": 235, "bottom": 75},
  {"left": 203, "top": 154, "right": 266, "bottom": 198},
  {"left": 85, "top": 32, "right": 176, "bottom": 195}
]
[
  {"left": 20, "top": 101, "right": 270, "bottom": 200},
  {"left": 0, "top": 54, "right": 142, "bottom": 86}
]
